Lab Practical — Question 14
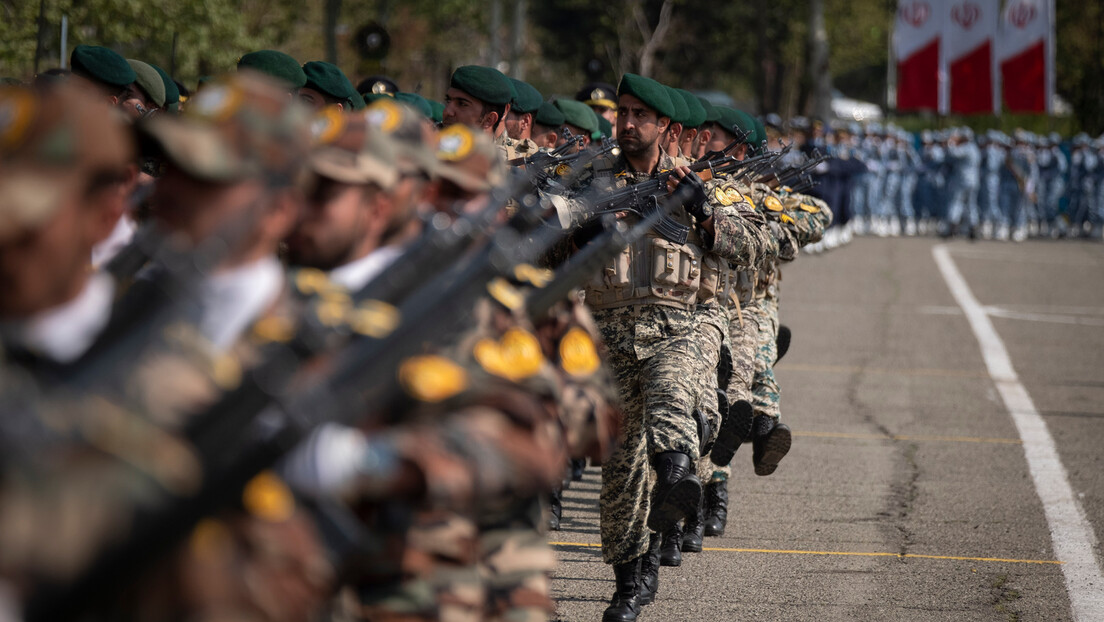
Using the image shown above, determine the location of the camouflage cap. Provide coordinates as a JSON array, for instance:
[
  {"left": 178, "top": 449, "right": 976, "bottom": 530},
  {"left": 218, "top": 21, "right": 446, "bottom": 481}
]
[
  {"left": 126, "top": 59, "right": 167, "bottom": 107},
  {"left": 434, "top": 123, "right": 505, "bottom": 192},
  {"left": 0, "top": 83, "right": 134, "bottom": 239},
  {"left": 364, "top": 98, "right": 438, "bottom": 177},
  {"left": 309, "top": 107, "right": 398, "bottom": 189},
  {"left": 138, "top": 71, "right": 311, "bottom": 186}
]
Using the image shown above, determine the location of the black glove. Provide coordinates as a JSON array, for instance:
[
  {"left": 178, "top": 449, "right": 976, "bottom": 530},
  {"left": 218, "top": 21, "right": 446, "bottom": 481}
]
[{"left": 676, "top": 170, "right": 712, "bottom": 221}]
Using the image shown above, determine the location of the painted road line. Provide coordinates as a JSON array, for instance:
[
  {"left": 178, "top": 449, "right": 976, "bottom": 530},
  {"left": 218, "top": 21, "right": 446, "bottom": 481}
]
[
  {"left": 548, "top": 542, "right": 1062, "bottom": 565},
  {"left": 934, "top": 244, "right": 1104, "bottom": 620},
  {"left": 777, "top": 363, "right": 990, "bottom": 379},
  {"left": 792, "top": 430, "right": 1022, "bottom": 445}
]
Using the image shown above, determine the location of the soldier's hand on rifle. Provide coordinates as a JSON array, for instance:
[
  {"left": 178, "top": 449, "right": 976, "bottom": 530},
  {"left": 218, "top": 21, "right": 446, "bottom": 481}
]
[{"left": 669, "top": 166, "right": 712, "bottom": 224}]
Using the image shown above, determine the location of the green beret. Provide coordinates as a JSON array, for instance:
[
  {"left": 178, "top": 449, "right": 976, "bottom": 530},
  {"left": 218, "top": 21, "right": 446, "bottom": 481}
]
[
  {"left": 508, "top": 78, "right": 543, "bottom": 114},
  {"left": 150, "top": 64, "right": 179, "bottom": 107},
  {"left": 597, "top": 116, "right": 613, "bottom": 139},
  {"left": 533, "top": 101, "right": 565, "bottom": 127},
  {"left": 697, "top": 96, "right": 720, "bottom": 123},
  {"left": 616, "top": 73, "right": 675, "bottom": 119},
  {"left": 362, "top": 92, "right": 393, "bottom": 105},
  {"left": 237, "top": 50, "right": 306, "bottom": 89},
  {"left": 715, "top": 106, "right": 757, "bottom": 145},
  {"left": 125, "top": 60, "right": 166, "bottom": 107},
  {"left": 395, "top": 92, "right": 433, "bottom": 119},
  {"left": 554, "top": 99, "right": 599, "bottom": 135},
  {"left": 429, "top": 100, "right": 445, "bottom": 124},
  {"left": 71, "top": 45, "right": 135, "bottom": 88},
  {"left": 675, "top": 89, "right": 706, "bottom": 128},
  {"left": 449, "top": 65, "right": 513, "bottom": 105},
  {"left": 663, "top": 86, "right": 689, "bottom": 124},
  {"left": 302, "top": 61, "right": 360, "bottom": 109}
]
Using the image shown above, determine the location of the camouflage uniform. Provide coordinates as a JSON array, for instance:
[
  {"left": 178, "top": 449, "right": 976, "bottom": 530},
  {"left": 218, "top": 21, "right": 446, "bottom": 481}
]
[{"left": 577, "top": 152, "right": 774, "bottom": 564}]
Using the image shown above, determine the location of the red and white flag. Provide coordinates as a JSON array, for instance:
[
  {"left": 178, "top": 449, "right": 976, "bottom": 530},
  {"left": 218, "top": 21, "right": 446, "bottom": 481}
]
[
  {"left": 998, "top": 0, "right": 1054, "bottom": 113},
  {"left": 894, "top": 0, "right": 945, "bottom": 112},
  {"left": 944, "top": 0, "right": 1000, "bottom": 115}
]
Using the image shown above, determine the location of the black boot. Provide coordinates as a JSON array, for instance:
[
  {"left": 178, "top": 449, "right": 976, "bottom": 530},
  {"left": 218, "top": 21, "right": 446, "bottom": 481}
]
[
  {"left": 702, "top": 480, "right": 729, "bottom": 537},
  {"left": 752, "top": 415, "right": 792, "bottom": 476},
  {"left": 775, "top": 325, "right": 791, "bottom": 363},
  {"left": 648, "top": 451, "right": 702, "bottom": 532},
  {"left": 681, "top": 496, "right": 705, "bottom": 553},
  {"left": 602, "top": 558, "right": 643, "bottom": 622},
  {"left": 548, "top": 489, "right": 562, "bottom": 531},
  {"left": 638, "top": 533, "right": 661, "bottom": 606},
  {"left": 659, "top": 525, "right": 682, "bottom": 567},
  {"left": 571, "top": 457, "right": 586, "bottom": 481},
  {"left": 710, "top": 400, "right": 754, "bottom": 467}
]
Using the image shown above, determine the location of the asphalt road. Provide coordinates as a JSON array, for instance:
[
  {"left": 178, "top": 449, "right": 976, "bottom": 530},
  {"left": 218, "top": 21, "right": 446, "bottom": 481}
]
[{"left": 549, "top": 236, "right": 1104, "bottom": 621}]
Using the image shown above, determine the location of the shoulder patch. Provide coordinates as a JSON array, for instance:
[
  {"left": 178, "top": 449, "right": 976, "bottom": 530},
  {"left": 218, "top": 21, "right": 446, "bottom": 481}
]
[
  {"left": 559, "top": 327, "right": 600, "bottom": 377},
  {"left": 764, "top": 196, "right": 784, "bottom": 212},
  {"left": 399, "top": 355, "right": 469, "bottom": 402}
]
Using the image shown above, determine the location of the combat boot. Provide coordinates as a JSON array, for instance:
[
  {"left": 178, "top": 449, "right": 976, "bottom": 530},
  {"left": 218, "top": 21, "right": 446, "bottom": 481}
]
[
  {"left": 775, "top": 325, "right": 791, "bottom": 363},
  {"left": 647, "top": 451, "right": 701, "bottom": 532},
  {"left": 602, "top": 558, "right": 643, "bottom": 622},
  {"left": 548, "top": 489, "right": 562, "bottom": 531},
  {"left": 638, "top": 532, "right": 661, "bottom": 606},
  {"left": 702, "top": 480, "right": 729, "bottom": 537},
  {"left": 710, "top": 400, "right": 754, "bottom": 467},
  {"left": 752, "top": 415, "right": 792, "bottom": 476},
  {"left": 681, "top": 496, "right": 705, "bottom": 553},
  {"left": 658, "top": 525, "right": 682, "bottom": 566}
]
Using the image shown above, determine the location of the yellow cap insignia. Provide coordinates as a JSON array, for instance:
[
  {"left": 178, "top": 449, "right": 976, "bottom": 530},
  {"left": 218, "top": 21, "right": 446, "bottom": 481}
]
[
  {"left": 780, "top": 213, "right": 796, "bottom": 224},
  {"left": 365, "top": 99, "right": 402, "bottom": 133},
  {"left": 764, "top": 196, "right": 784, "bottom": 212},
  {"left": 514, "top": 264, "right": 555, "bottom": 288},
  {"left": 559, "top": 327, "right": 600, "bottom": 377},
  {"left": 399, "top": 355, "right": 469, "bottom": 402},
  {"left": 0, "top": 88, "right": 35, "bottom": 150},
  {"left": 487, "top": 277, "right": 523, "bottom": 310},
  {"left": 311, "top": 106, "right": 346, "bottom": 144},
  {"left": 475, "top": 328, "right": 544, "bottom": 381},
  {"left": 554, "top": 163, "right": 572, "bottom": 177},
  {"left": 799, "top": 203, "right": 820, "bottom": 213},
  {"left": 350, "top": 300, "right": 401, "bottom": 338},
  {"left": 725, "top": 188, "right": 744, "bottom": 204},
  {"left": 187, "top": 84, "right": 243, "bottom": 122},
  {"left": 242, "top": 471, "right": 296, "bottom": 522},
  {"left": 437, "top": 125, "right": 475, "bottom": 161},
  {"left": 713, "top": 187, "right": 732, "bottom": 206}
]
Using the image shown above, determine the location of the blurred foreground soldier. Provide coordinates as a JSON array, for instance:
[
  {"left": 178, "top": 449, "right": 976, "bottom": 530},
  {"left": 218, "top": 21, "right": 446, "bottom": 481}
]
[
  {"left": 530, "top": 102, "right": 565, "bottom": 151},
  {"left": 237, "top": 49, "right": 307, "bottom": 92},
  {"left": 299, "top": 61, "right": 365, "bottom": 111},
  {"left": 553, "top": 99, "right": 598, "bottom": 152},
  {"left": 69, "top": 44, "right": 137, "bottom": 106},
  {"left": 576, "top": 81, "right": 618, "bottom": 129},
  {"left": 443, "top": 65, "right": 513, "bottom": 137},
  {"left": 0, "top": 83, "right": 133, "bottom": 371},
  {"left": 122, "top": 59, "right": 167, "bottom": 119}
]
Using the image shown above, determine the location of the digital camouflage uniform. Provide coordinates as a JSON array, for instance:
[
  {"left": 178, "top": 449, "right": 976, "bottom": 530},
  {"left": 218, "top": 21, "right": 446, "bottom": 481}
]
[{"left": 579, "top": 152, "right": 775, "bottom": 565}]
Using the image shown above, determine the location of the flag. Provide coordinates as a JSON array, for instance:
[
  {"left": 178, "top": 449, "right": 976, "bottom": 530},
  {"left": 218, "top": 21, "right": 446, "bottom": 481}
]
[
  {"left": 998, "top": 0, "right": 1054, "bottom": 113},
  {"left": 894, "top": 0, "right": 945, "bottom": 112},
  {"left": 945, "top": 0, "right": 1000, "bottom": 115}
]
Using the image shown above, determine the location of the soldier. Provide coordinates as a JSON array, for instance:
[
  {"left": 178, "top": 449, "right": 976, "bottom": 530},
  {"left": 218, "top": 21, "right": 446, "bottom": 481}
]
[
  {"left": 68, "top": 45, "right": 137, "bottom": 107},
  {"left": 443, "top": 65, "right": 514, "bottom": 138},
  {"left": 121, "top": 59, "right": 166, "bottom": 119},
  {"left": 673, "top": 89, "right": 707, "bottom": 163},
  {"left": 237, "top": 49, "right": 308, "bottom": 93},
  {"left": 553, "top": 99, "right": 598, "bottom": 151},
  {"left": 531, "top": 102, "right": 565, "bottom": 151},
  {"left": 503, "top": 78, "right": 543, "bottom": 157},
  {"left": 916, "top": 130, "right": 946, "bottom": 235},
  {"left": 576, "top": 81, "right": 618, "bottom": 130},
  {"left": 980, "top": 130, "right": 1005, "bottom": 239},
  {"left": 1037, "top": 132, "right": 1068, "bottom": 238},
  {"left": 943, "top": 127, "right": 981, "bottom": 239},
  {"left": 298, "top": 61, "right": 366, "bottom": 111}
]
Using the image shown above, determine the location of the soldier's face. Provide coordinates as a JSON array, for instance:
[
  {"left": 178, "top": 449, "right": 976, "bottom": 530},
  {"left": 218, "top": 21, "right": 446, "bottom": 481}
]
[
  {"left": 150, "top": 165, "right": 267, "bottom": 245},
  {"left": 616, "top": 95, "right": 668, "bottom": 156},
  {"left": 0, "top": 173, "right": 118, "bottom": 317},
  {"left": 443, "top": 89, "right": 485, "bottom": 128},
  {"left": 286, "top": 177, "right": 383, "bottom": 270},
  {"left": 504, "top": 109, "right": 531, "bottom": 141}
]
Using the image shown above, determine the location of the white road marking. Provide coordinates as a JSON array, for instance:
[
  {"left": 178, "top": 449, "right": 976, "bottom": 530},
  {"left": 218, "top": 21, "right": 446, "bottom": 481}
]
[
  {"left": 933, "top": 244, "right": 1104, "bottom": 621},
  {"left": 984, "top": 306, "right": 1104, "bottom": 327}
]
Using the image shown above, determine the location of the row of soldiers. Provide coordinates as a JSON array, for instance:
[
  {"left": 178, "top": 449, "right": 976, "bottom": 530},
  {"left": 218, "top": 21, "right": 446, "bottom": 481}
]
[
  {"left": 770, "top": 119, "right": 1104, "bottom": 245},
  {"left": 0, "top": 44, "right": 832, "bottom": 622}
]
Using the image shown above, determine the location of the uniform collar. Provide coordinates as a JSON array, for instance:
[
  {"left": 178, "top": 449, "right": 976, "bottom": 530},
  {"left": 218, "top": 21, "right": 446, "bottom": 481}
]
[
  {"left": 327, "top": 245, "right": 403, "bottom": 291},
  {"left": 198, "top": 256, "right": 284, "bottom": 351}
]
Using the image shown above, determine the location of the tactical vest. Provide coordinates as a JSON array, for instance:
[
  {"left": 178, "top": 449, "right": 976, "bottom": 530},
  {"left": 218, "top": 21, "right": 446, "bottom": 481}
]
[{"left": 584, "top": 225, "right": 707, "bottom": 311}]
